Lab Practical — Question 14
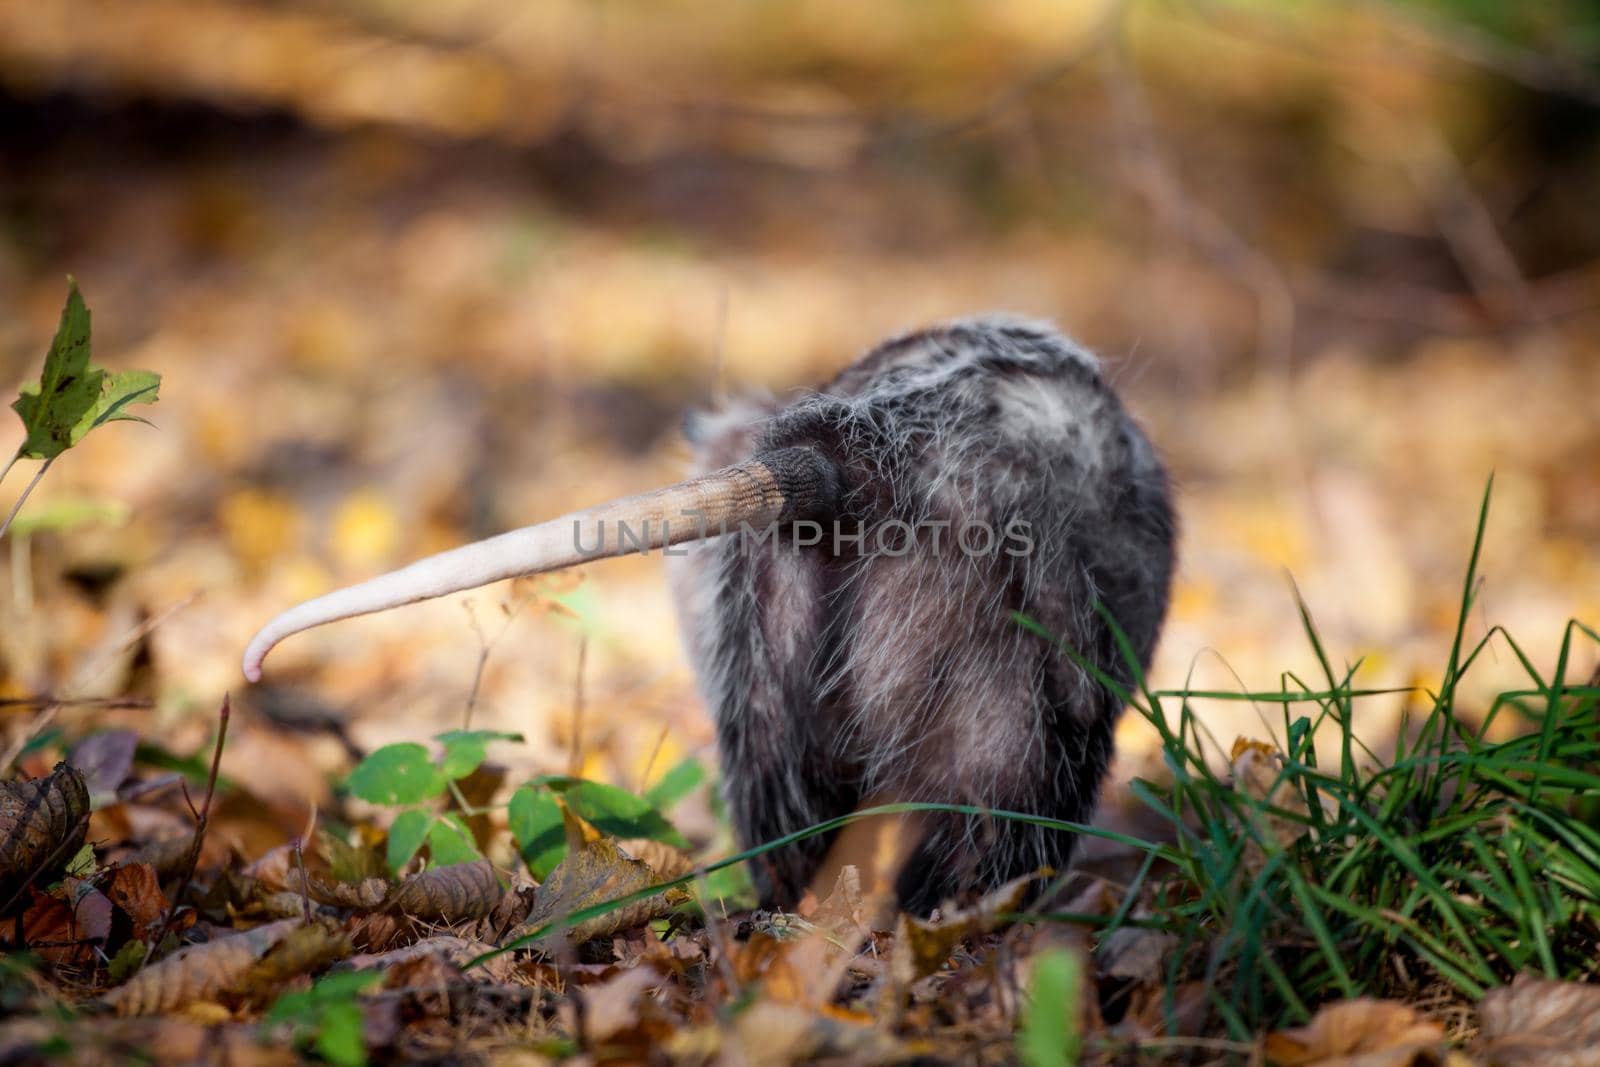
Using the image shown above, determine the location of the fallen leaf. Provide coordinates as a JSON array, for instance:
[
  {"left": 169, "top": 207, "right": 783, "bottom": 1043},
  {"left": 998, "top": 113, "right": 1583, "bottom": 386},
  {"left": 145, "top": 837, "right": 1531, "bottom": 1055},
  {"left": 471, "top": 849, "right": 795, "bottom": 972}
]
[
  {"left": 1265, "top": 998, "right": 1449, "bottom": 1067},
  {"left": 0, "top": 763, "right": 91, "bottom": 909},
  {"left": 515, "top": 809, "right": 688, "bottom": 945},
  {"left": 345, "top": 935, "right": 517, "bottom": 984},
  {"left": 103, "top": 862, "right": 168, "bottom": 940},
  {"left": 103, "top": 918, "right": 300, "bottom": 1016},
  {"left": 581, "top": 964, "right": 664, "bottom": 1043},
  {"left": 890, "top": 871, "right": 1037, "bottom": 986},
  {"left": 66, "top": 730, "right": 140, "bottom": 803},
  {"left": 383, "top": 859, "right": 504, "bottom": 922},
  {"left": 1477, "top": 974, "right": 1600, "bottom": 1067},
  {"left": 21, "top": 880, "right": 112, "bottom": 964},
  {"left": 1231, "top": 737, "right": 1313, "bottom": 874},
  {"left": 240, "top": 919, "right": 354, "bottom": 997}
]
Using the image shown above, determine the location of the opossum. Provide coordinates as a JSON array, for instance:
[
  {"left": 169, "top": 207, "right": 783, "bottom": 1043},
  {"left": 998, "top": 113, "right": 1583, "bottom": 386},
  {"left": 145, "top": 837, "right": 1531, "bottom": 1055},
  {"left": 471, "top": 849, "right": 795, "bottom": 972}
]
[{"left": 242, "top": 315, "right": 1175, "bottom": 913}]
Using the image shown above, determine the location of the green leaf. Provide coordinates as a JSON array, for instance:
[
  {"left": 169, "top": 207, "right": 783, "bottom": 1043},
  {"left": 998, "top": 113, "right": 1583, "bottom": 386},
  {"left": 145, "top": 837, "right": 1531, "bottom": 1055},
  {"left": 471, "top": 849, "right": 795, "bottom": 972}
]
[
  {"left": 564, "top": 779, "right": 690, "bottom": 848},
  {"left": 1017, "top": 948, "right": 1082, "bottom": 1067},
  {"left": 315, "top": 1002, "right": 368, "bottom": 1067},
  {"left": 426, "top": 813, "right": 482, "bottom": 867},
  {"left": 509, "top": 784, "right": 565, "bottom": 879},
  {"left": 435, "top": 729, "right": 522, "bottom": 781},
  {"left": 106, "top": 940, "right": 146, "bottom": 984},
  {"left": 12, "top": 280, "right": 98, "bottom": 461},
  {"left": 266, "top": 970, "right": 381, "bottom": 1067},
  {"left": 644, "top": 756, "right": 706, "bottom": 811},
  {"left": 10, "top": 279, "right": 161, "bottom": 461},
  {"left": 386, "top": 809, "right": 433, "bottom": 875},
  {"left": 86, "top": 369, "right": 161, "bottom": 432},
  {"left": 64, "top": 842, "right": 97, "bottom": 879},
  {"left": 346, "top": 743, "right": 448, "bottom": 805}
]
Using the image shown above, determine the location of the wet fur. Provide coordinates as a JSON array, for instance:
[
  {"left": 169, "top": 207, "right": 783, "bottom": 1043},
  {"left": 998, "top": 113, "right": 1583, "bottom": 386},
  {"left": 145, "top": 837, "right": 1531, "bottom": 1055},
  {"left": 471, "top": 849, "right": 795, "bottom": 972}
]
[{"left": 668, "top": 316, "right": 1175, "bottom": 913}]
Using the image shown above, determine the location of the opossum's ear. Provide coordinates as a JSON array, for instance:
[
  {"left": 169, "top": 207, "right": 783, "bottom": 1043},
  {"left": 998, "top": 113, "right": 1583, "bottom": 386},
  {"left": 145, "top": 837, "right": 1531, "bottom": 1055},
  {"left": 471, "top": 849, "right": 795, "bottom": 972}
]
[{"left": 241, "top": 447, "right": 839, "bottom": 682}]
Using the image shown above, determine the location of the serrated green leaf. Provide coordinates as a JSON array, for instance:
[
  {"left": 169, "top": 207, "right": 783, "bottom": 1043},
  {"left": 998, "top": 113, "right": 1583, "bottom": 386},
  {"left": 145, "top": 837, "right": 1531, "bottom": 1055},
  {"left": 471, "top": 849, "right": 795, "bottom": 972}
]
[
  {"left": 10, "top": 281, "right": 161, "bottom": 462},
  {"left": 509, "top": 785, "right": 566, "bottom": 879},
  {"left": 426, "top": 813, "right": 482, "bottom": 867},
  {"left": 386, "top": 809, "right": 433, "bottom": 875},
  {"left": 644, "top": 756, "right": 706, "bottom": 810},
  {"left": 13, "top": 280, "right": 99, "bottom": 460},
  {"left": 435, "top": 729, "right": 522, "bottom": 781},
  {"left": 346, "top": 743, "right": 448, "bottom": 805}
]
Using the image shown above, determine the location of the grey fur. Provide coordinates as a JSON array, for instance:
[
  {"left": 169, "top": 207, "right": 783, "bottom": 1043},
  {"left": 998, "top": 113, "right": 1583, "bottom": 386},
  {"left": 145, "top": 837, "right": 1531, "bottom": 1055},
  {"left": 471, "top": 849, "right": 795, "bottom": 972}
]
[{"left": 668, "top": 315, "right": 1176, "bottom": 913}]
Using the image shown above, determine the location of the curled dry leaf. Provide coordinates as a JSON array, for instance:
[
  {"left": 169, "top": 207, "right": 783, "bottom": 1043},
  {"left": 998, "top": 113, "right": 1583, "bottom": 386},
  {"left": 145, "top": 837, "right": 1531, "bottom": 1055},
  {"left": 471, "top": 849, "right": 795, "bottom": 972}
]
[
  {"left": 0, "top": 763, "right": 91, "bottom": 908},
  {"left": 305, "top": 874, "right": 389, "bottom": 911},
  {"left": 618, "top": 837, "right": 696, "bottom": 880},
  {"left": 240, "top": 918, "right": 354, "bottom": 997},
  {"left": 889, "top": 870, "right": 1037, "bottom": 986},
  {"left": 383, "top": 860, "right": 504, "bottom": 922},
  {"left": 103, "top": 918, "right": 300, "bottom": 1016},
  {"left": 1477, "top": 973, "right": 1600, "bottom": 1067},
  {"left": 103, "top": 862, "right": 168, "bottom": 941},
  {"left": 517, "top": 809, "right": 689, "bottom": 946},
  {"left": 1264, "top": 998, "right": 1451, "bottom": 1067}
]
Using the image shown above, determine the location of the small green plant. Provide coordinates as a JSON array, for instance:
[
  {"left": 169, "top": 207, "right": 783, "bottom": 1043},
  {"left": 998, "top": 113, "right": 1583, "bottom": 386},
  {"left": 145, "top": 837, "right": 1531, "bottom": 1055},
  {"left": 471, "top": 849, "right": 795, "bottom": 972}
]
[
  {"left": 2, "top": 278, "right": 161, "bottom": 541},
  {"left": 344, "top": 730, "right": 522, "bottom": 873},
  {"left": 264, "top": 970, "right": 383, "bottom": 1067},
  {"left": 344, "top": 731, "right": 704, "bottom": 879},
  {"left": 1021, "top": 479, "right": 1600, "bottom": 1038},
  {"left": 1017, "top": 948, "right": 1084, "bottom": 1067}
]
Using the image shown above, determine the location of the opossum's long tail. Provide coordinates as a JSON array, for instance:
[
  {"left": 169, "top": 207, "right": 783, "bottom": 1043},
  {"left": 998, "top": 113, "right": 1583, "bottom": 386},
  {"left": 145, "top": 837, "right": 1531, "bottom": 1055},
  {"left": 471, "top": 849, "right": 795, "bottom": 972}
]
[{"left": 242, "top": 446, "right": 838, "bottom": 681}]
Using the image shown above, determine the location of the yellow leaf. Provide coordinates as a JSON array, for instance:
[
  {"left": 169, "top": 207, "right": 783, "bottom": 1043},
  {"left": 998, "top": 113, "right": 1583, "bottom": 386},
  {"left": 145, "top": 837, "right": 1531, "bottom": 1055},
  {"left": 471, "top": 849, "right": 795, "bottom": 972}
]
[{"left": 331, "top": 488, "right": 400, "bottom": 571}]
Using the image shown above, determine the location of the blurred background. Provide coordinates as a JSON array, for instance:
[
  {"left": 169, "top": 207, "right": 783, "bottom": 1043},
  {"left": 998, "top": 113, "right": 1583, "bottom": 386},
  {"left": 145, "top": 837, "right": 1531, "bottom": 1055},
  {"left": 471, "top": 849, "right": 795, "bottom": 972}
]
[{"left": 1, "top": 0, "right": 1597, "bottom": 837}]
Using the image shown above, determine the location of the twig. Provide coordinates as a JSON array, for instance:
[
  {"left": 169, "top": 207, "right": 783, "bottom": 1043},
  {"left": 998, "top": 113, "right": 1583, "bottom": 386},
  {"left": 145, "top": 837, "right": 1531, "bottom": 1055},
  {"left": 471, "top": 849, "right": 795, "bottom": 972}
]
[
  {"left": 0, "top": 457, "right": 56, "bottom": 542},
  {"left": 461, "top": 587, "right": 537, "bottom": 729},
  {"left": 293, "top": 838, "right": 312, "bottom": 924},
  {"left": 0, "top": 451, "right": 18, "bottom": 487},
  {"left": 146, "top": 695, "right": 231, "bottom": 958}
]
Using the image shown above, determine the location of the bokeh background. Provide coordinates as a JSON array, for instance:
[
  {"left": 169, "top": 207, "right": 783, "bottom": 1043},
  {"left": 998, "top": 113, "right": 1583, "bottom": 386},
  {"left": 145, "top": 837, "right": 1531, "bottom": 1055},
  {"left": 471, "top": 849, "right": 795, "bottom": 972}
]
[{"left": 2, "top": 0, "right": 1597, "bottom": 839}]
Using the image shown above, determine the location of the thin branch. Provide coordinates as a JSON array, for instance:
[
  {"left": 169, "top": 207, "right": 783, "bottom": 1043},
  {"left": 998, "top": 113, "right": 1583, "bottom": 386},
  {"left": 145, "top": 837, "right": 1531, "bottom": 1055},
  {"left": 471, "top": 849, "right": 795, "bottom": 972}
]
[
  {"left": 0, "top": 450, "right": 19, "bottom": 488},
  {"left": 0, "top": 457, "right": 56, "bottom": 542},
  {"left": 146, "top": 695, "right": 231, "bottom": 958},
  {"left": 293, "top": 838, "right": 312, "bottom": 924}
]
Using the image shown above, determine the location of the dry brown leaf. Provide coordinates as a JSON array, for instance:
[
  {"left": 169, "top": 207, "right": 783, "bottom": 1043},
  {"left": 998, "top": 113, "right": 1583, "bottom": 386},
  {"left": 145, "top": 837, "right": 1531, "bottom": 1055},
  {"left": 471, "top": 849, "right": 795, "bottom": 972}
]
[
  {"left": 383, "top": 859, "right": 504, "bottom": 922},
  {"left": 617, "top": 837, "right": 695, "bottom": 879},
  {"left": 0, "top": 763, "right": 90, "bottom": 908},
  {"left": 66, "top": 730, "right": 139, "bottom": 802},
  {"left": 889, "top": 870, "right": 1036, "bottom": 986},
  {"left": 103, "top": 918, "right": 300, "bottom": 1016},
  {"left": 21, "top": 880, "right": 112, "bottom": 964},
  {"left": 1097, "top": 924, "right": 1178, "bottom": 985},
  {"left": 1265, "top": 998, "right": 1451, "bottom": 1067},
  {"left": 103, "top": 862, "right": 168, "bottom": 941},
  {"left": 667, "top": 999, "right": 907, "bottom": 1067},
  {"left": 345, "top": 934, "right": 517, "bottom": 984},
  {"left": 0, "top": 1017, "right": 295, "bottom": 1066},
  {"left": 1231, "top": 737, "right": 1313, "bottom": 874},
  {"left": 1477, "top": 974, "right": 1600, "bottom": 1067},
  {"left": 305, "top": 873, "right": 389, "bottom": 911},
  {"left": 515, "top": 809, "right": 689, "bottom": 946},
  {"left": 581, "top": 963, "right": 665, "bottom": 1044},
  {"left": 239, "top": 918, "right": 353, "bottom": 996}
]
